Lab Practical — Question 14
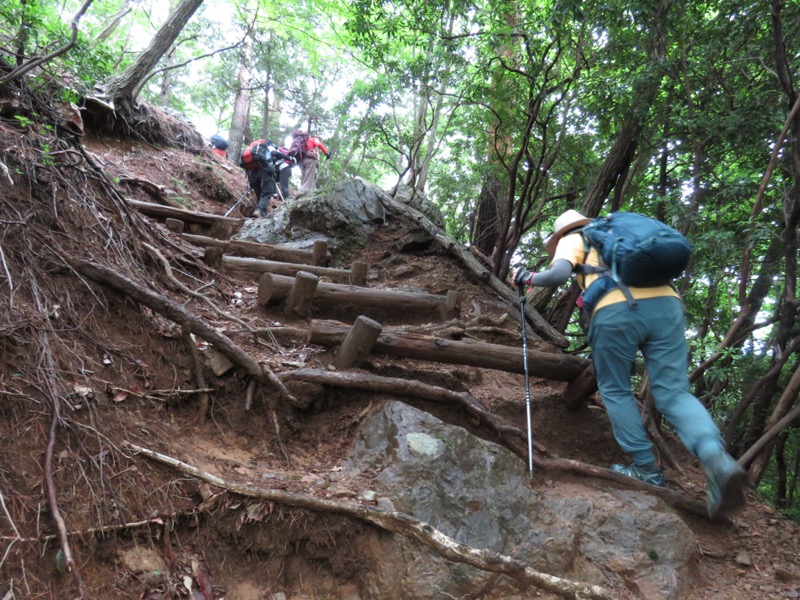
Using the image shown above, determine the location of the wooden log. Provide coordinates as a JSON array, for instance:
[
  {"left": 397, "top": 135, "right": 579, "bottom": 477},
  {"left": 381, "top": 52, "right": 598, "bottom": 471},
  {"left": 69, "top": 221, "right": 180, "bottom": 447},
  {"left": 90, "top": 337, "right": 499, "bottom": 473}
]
[
  {"left": 563, "top": 365, "right": 598, "bottom": 410},
  {"left": 127, "top": 198, "right": 240, "bottom": 227},
  {"left": 286, "top": 271, "right": 319, "bottom": 317},
  {"left": 308, "top": 319, "right": 589, "bottom": 379},
  {"left": 312, "top": 240, "right": 329, "bottom": 266},
  {"left": 165, "top": 218, "right": 184, "bottom": 233},
  {"left": 334, "top": 316, "right": 383, "bottom": 369},
  {"left": 350, "top": 261, "right": 368, "bottom": 286},
  {"left": 207, "top": 219, "right": 239, "bottom": 239},
  {"left": 181, "top": 233, "right": 323, "bottom": 265},
  {"left": 203, "top": 247, "right": 223, "bottom": 269},
  {"left": 440, "top": 289, "right": 462, "bottom": 318},
  {"left": 258, "top": 273, "right": 459, "bottom": 315},
  {"left": 223, "top": 256, "right": 367, "bottom": 286},
  {"left": 378, "top": 194, "right": 567, "bottom": 347}
]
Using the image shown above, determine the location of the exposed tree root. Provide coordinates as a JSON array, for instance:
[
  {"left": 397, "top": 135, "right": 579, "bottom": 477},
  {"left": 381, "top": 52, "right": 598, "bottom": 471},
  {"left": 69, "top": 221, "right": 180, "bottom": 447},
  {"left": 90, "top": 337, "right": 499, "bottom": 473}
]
[
  {"left": 118, "top": 176, "right": 173, "bottom": 205},
  {"left": 143, "top": 241, "right": 254, "bottom": 332},
  {"left": 0, "top": 517, "right": 166, "bottom": 543},
  {"left": 68, "top": 257, "right": 298, "bottom": 408},
  {"left": 182, "top": 324, "right": 210, "bottom": 424},
  {"left": 280, "top": 368, "right": 709, "bottom": 518},
  {"left": 280, "top": 367, "right": 550, "bottom": 453},
  {"left": 63, "top": 258, "right": 710, "bottom": 518},
  {"left": 126, "top": 442, "right": 614, "bottom": 600},
  {"left": 35, "top": 317, "right": 87, "bottom": 599},
  {"left": 244, "top": 379, "right": 257, "bottom": 411}
]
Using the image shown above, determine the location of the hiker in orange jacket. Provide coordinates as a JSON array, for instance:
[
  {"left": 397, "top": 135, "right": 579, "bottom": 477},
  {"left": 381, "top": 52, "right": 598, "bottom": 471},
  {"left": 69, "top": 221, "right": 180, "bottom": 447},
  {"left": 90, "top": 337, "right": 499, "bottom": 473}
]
[{"left": 288, "top": 130, "right": 329, "bottom": 193}]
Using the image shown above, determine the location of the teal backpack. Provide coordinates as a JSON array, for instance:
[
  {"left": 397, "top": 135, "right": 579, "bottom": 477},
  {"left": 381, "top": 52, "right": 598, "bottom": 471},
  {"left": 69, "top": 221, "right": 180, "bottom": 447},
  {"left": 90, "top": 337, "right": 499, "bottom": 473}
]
[{"left": 577, "top": 212, "right": 693, "bottom": 315}]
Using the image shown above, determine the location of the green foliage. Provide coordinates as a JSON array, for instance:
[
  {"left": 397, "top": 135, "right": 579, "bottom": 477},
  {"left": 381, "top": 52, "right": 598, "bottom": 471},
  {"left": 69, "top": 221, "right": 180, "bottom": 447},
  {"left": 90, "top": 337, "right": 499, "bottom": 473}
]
[
  {"left": 0, "top": 0, "right": 116, "bottom": 97},
  {"left": 13, "top": 115, "right": 33, "bottom": 128}
]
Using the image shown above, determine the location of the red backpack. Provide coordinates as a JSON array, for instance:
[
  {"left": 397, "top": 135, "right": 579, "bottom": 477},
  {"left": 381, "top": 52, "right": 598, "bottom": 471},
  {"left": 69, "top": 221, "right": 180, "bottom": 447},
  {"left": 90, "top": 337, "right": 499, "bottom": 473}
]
[{"left": 239, "top": 140, "right": 268, "bottom": 171}]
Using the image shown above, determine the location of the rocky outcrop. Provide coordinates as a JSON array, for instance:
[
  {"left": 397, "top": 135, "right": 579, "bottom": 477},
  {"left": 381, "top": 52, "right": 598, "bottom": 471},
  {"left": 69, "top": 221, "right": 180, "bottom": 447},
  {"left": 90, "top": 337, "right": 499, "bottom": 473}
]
[
  {"left": 342, "top": 402, "right": 697, "bottom": 600},
  {"left": 236, "top": 178, "right": 386, "bottom": 264},
  {"left": 236, "top": 178, "right": 446, "bottom": 265}
]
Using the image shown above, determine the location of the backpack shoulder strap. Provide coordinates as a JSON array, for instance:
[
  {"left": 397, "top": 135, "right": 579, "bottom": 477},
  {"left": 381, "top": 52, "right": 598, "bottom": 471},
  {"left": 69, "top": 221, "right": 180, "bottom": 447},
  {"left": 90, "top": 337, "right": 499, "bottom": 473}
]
[
  {"left": 574, "top": 232, "right": 637, "bottom": 307},
  {"left": 575, "top": 232, "right": 606, "bottom": 275}
]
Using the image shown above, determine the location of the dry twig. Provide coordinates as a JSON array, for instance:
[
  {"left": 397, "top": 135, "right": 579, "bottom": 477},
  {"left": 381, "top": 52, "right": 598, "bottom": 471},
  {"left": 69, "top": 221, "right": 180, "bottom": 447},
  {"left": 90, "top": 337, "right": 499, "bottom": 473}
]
[
  {"left": 127, "top": 442, "right": 614, "bottom": 600},
  {"left": 181, "top": 324, "right": 210, "bottom": 424},
  {"left": 143, "top": 241, "right": 254, "bottom": 332}
]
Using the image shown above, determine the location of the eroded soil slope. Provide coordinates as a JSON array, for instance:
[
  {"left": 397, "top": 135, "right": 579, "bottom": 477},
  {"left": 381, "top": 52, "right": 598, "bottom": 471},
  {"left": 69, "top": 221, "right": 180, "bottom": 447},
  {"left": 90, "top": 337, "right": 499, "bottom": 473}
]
[{"left": 0, "top": 121, "right": 798, "bottom": 600}]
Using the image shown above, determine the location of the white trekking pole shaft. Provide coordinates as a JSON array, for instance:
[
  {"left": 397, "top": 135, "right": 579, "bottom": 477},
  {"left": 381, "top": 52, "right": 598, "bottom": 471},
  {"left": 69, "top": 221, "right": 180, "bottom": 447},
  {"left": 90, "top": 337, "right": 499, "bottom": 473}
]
[
  {"left": 518, "top": 284, "right": 534, "bottom": 478},
  {"left": 224, "top": 188, "right": 250, "bottom": 217}
]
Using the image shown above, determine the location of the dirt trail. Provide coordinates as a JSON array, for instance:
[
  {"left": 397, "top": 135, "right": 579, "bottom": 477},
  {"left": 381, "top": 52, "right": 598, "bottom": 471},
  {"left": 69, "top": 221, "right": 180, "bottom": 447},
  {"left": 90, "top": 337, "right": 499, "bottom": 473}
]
[{"left": 0, "top": 130, "right": 798, "bottom": 599}]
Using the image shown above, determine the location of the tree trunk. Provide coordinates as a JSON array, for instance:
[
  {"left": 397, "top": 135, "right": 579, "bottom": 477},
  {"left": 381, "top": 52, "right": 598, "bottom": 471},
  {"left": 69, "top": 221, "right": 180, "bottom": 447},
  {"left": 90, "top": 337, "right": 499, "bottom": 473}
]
[
  {"left": 471, "top": 175, "right": 502, "bottom": 257},
  {"left": 157, "top": 46, "right": 177, "bottom": 107},
  {"left": 103, "top": 0, "right": 204, "bottom": 104},
  {"left": 227, "top": 34, "right": 254, "bottom": 164},
  {"left": 581, "top": 0, "right": 671, "bottom": 217}
]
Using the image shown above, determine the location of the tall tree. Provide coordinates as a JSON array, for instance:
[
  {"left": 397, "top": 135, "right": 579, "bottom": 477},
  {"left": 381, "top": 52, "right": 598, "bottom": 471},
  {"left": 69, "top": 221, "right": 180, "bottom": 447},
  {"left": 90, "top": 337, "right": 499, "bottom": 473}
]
[
  {"left": 103, "top": 0, "right": 204, "bottom": 105},
  {"left": 227, "top": 33, "right": 254, "bottom": 162}
]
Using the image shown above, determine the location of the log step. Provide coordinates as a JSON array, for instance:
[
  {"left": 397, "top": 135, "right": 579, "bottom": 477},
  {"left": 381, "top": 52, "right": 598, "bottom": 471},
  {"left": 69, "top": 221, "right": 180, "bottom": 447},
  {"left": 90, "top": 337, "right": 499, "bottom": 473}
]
[
  {"left": 182, "top": 234, "right": 329, "bottom": 266},
  {"left": 258, "top": 272, "right": 461, "bottom": 318},
  {"left": 227, "top": 257, "right": 368, "bottom": 286},
  {"left": 308, "top": 319, "right": 590, "bottom": 380},
  {"left": 127, "top": 198, "right": 239, "bottom": 238}
]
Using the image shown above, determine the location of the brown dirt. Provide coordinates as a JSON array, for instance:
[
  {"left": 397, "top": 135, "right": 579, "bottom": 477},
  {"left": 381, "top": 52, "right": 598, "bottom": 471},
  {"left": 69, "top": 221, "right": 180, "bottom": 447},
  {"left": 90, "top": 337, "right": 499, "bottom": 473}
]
[{"left": 0, "top": 121, "right": 798, "bottom": 600}]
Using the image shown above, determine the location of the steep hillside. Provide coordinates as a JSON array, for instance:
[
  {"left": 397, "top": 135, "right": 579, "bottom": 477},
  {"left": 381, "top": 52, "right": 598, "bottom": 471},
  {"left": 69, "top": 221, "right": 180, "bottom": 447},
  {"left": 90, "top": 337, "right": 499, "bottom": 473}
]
[{"left": 0, "top": 107, "right": 799, "bottom": 600}]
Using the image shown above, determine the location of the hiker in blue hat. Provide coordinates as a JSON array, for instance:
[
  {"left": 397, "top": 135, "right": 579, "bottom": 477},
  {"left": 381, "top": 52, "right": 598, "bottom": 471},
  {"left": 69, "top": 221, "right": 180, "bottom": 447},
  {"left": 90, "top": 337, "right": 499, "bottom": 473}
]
[
  {"left": 209, "top": 134, "right": 228, "bottom": 159},
  {"left": 513, "top": 209, "right": 749, "bottom": 520}
]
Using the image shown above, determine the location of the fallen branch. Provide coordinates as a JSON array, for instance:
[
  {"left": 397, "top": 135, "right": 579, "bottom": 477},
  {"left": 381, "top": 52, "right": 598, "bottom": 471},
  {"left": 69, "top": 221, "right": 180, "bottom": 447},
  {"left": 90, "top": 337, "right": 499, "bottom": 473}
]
[{"left": 127, "top": 442, "right": 613, "bottom": 600}]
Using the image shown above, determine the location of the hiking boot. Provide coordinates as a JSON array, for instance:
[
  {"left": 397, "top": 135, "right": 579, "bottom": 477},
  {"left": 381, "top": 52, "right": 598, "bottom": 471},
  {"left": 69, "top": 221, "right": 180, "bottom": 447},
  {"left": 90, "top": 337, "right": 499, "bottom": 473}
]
[
  {"left": 704, "top": 453, "right": 748, "bottom": 520},
  {"left": 611, "top": 463, "right": 666, "bottom": 487}
]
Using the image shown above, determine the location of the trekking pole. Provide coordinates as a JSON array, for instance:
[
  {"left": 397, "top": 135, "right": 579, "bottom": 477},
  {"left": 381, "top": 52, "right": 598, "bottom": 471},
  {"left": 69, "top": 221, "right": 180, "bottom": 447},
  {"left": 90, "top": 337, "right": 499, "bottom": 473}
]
[
  {"left": 518, "top": 283, "right": 535, "bottom": 478},
  {"left": 224, "top": 187, "right": 251, "bottom": 217}
]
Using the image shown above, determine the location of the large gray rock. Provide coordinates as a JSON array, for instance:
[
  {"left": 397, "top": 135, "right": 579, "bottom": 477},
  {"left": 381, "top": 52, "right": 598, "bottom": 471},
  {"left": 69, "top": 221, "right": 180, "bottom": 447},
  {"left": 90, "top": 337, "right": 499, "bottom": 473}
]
[
  {"left": 342, "top": 402, "right": 696, "bottom": 600},
  {"left": 393, "top": 185, "right": 445, "bottom": 229},
  {"left": 235, "top": 178, "right": 387, "bottom": 264}
]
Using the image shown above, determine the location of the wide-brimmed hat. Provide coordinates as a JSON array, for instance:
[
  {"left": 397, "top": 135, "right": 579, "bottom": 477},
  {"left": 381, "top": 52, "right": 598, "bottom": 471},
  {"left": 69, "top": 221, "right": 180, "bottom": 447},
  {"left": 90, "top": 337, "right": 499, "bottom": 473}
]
[{"left": 544, "top": 209, "right": 593, "bottom": 255}]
